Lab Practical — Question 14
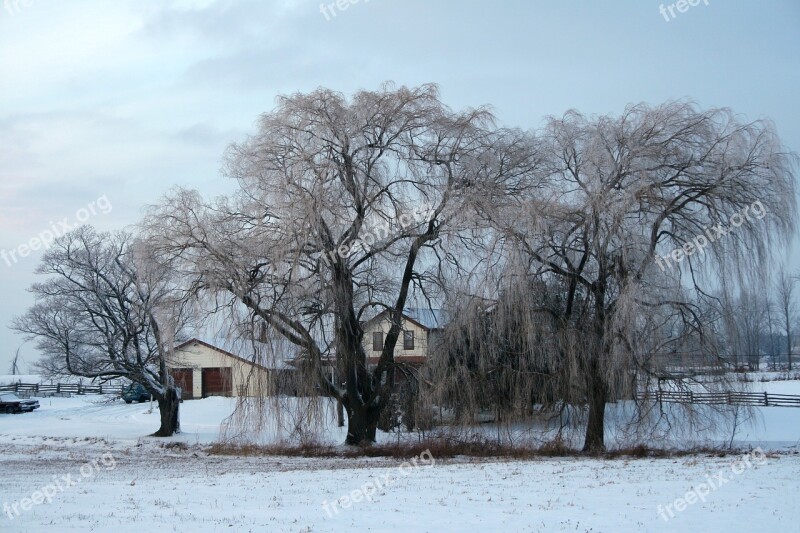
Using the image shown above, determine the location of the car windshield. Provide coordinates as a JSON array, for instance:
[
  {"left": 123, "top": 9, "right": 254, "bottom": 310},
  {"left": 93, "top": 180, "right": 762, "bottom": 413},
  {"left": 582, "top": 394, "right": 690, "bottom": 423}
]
[{"left": 0, "top": 393, "right": 21, "bottom": 401}]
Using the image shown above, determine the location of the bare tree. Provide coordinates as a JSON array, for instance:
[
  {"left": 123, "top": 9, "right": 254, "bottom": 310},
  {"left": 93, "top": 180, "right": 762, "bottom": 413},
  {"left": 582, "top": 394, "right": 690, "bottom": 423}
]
[
  {"left": 13, "top": 226, "right": 192, "bottom": 436},
  {"left": 145, "top": 83, "right": 536, "bottom": 444},
  {"left": 723, "top": 289, "right": 769, "bottom": 370},
  {"left": 763, "top": 288, "right": 779, "bottom": 370},
  {"left": 469, "top": 102, "right": 796, "bottom": 452},
  {"left": 776, "top": 266, "right": 799, "bottom": 370},
  {"left": 9, "top": 346, "right": 22, "bottom": 376}
]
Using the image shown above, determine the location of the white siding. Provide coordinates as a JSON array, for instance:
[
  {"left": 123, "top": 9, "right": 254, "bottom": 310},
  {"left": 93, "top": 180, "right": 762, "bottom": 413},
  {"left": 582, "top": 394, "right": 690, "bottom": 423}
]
[
  {"left": 170, "top": 342, "right": 270, "bottom": 397},
  {"left": 362, "top": 316, "right": 431, "bottom": 360}
]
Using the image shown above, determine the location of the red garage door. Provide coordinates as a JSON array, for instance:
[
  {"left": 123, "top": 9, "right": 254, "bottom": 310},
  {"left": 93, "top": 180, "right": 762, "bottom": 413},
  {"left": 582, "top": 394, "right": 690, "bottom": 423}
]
[
  {"left": 202, "top": 368, "right": 232, "bottom": 397},
  {"left": 171, "top": 368, "right": 194, "bottom": 400}
]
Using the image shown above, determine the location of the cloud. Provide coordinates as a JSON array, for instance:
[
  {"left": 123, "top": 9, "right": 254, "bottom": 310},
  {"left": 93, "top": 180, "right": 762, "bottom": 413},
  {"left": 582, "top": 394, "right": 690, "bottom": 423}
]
[
  {"left": 0, "top": 109, "right": 236, "bottom": 239},
  {"left": 0, "top": 0, "right": 798, "bottom": 375},
  {"left": 139, "top": 0, "right": 306, "bottom": 47}
]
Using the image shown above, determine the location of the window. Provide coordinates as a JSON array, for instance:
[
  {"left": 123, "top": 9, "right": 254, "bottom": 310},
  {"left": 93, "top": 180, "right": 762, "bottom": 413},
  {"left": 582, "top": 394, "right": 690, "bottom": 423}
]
[
  {"left": 372, "top": 331, "right": 384, "bottom": 352},
  {"left": 403, "top": 330, "right": 415, "bottom": 350}
]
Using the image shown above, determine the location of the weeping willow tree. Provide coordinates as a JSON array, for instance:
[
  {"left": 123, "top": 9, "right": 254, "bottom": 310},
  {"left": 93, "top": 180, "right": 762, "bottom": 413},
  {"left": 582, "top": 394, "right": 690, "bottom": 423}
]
[
  {"left": 426, "top": 276, "right": 568, "bottom": 426},
  {"left": 202, "top": 316, "right": 334, "bottom": 446},
  {"left": 426, "top": 102, "right": 797, "bottom": 452},
  {"left": 144, "top": 83, "right": 538, "bottom": 445}
]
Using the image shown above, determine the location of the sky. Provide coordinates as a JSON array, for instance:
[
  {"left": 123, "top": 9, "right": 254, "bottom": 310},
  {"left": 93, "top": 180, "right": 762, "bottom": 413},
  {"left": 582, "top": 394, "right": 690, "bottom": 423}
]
[{"left": 1, "top": 0, "right": 798, "bottom": 373}]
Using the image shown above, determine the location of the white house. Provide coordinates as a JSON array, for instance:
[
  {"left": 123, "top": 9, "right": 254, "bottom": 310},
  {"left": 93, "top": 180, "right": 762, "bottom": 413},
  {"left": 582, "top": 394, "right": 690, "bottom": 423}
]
[{"left": 361, "top": 308, "right": 448, "bottom": 366}]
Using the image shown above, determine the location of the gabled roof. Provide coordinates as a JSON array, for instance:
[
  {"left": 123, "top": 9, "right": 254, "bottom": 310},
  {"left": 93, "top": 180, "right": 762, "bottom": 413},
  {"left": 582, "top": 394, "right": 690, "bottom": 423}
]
[
  {"left": 363, "top": 307, "right": 449, "bottom": 331},
  {"left": 173, "top": 338, "right": 285, "bottom": 371},
  {"left": 404, "top": 308, "right": 449, "bottom": 330}
]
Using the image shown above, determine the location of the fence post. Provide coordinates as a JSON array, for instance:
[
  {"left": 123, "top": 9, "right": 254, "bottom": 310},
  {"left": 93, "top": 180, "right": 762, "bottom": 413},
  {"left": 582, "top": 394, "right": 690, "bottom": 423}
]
[{"left": 764, "top": 392, "right": 769, "bottom": 406}]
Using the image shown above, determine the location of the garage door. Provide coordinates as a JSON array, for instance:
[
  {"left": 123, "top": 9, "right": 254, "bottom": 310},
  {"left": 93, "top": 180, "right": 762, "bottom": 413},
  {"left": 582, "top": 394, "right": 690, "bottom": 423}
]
[
  {"left": 171, "top": 368, "right": 194, "bottom": 400},
  {"left": 202, "top": 367, "right": 232, "bottom": 397}
]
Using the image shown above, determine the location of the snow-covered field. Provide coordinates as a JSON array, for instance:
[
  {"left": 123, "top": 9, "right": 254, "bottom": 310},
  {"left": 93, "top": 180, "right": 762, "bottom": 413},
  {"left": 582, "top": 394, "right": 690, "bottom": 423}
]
[
  {"left": 2, "top": 433, "right": 798, "bottom": 533},
  {"left": 2, "top": 385, "right": 800, "bottom": 532}
]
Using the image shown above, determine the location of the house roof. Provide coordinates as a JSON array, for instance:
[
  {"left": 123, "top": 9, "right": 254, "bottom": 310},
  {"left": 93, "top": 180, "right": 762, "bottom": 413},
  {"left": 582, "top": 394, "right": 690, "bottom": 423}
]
[
  {"left": 173, "top": 338, "right": 296, "bottom": 371},
  {"left": 404, "top": 308, "right": 449, "bottom": 330},
  {"left": 362, "top": 307, "right": 449, "bottom": 331}
]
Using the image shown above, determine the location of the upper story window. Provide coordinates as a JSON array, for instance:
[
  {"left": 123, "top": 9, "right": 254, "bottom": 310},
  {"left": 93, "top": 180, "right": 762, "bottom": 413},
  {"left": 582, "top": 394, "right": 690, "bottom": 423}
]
[
  {"left": 372, "top": 331, "right": 384, "bottom": 352},
  {"left": 403, "top": 329, "right": 415, "bottom": 350}
]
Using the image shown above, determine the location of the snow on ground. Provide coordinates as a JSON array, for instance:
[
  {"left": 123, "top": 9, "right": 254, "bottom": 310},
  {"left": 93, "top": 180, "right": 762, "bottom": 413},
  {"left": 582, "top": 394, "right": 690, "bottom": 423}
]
[
  {"left": 2, "top": 381, "right": 800, "bottom": 532},
  {"left": 0, "top": 396, "right": 242, "bottom": 445},
  {"left": 3, "top": 391, "right": 800, "bottom": 452},
  {"left": 1, "top": 438, "right": 798, "bottom": 532}
]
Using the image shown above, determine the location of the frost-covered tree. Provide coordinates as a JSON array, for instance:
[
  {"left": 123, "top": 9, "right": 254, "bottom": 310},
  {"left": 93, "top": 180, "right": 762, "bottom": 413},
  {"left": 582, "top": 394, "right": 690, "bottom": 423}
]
[
  {"left": 776, "top": 266, "right": 799, "bottom": 370},
  {"left": 443, "top": 102, "right": 796, "bottom": 452},
  {"left": 145, "top": 83, "right": 537, "bottom": 444},
  {"left": 722, "top": 289, "right": 770, "bottom": 370},
  {"left": 13, "top": 226, "right": 192, "bottom": 436}
]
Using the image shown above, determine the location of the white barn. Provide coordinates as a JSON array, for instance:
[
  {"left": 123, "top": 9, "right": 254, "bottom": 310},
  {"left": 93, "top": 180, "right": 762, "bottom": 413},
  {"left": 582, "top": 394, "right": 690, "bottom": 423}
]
[{"left": 169, "top": 339, "right": 297, "bottom": 399}]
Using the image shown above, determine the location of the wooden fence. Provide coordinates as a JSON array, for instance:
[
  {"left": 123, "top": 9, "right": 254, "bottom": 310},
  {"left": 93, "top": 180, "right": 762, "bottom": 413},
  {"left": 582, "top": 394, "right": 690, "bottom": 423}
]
[
  {"left": 0, "top": 382, "right": 124, "bottom": 396},
  {"left": 637, "top": 390, "right": 800, "bottom": 407},
  {"left": 3, "top": 382, "right": 800, "bottom": 407}
]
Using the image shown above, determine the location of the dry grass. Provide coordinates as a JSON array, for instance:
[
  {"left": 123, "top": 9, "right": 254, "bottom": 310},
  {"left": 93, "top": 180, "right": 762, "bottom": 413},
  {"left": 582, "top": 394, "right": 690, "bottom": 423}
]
[{"left": 205, "top": 437, "right": 734, "bottom": 460}]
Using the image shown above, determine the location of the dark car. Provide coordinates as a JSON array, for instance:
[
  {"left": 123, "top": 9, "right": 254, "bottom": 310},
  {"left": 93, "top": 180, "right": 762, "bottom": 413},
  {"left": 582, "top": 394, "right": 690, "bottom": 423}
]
[
  {"left": 0, "top": 393, "right": 40, "bottom": 414},
  {"left": 122, "top": 383, "right": 152, "bottom": 403}
]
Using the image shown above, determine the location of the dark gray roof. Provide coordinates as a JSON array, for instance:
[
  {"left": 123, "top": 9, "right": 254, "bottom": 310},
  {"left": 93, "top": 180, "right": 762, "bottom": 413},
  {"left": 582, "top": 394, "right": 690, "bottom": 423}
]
[{"left": 403, "top": 308, "right": 449, "bottom": 330}]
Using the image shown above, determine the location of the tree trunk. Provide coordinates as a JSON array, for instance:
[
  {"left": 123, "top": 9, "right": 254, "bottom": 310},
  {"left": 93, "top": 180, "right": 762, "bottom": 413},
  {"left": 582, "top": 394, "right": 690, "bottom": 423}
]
[
  {"left": 153, "top": 387, "right": 180, "bottom": 437},
  {"left": 344, "top": 403, "right": 379, "bottom": 445},
  {"left": 582, "top": 367, "right": 607, "bottom": 454},
  {"left": 337, "top": 399, "right": 344, "bottom": 427},
  {"left": 788, "top": 328, "right": 793, "bottom": 371}
]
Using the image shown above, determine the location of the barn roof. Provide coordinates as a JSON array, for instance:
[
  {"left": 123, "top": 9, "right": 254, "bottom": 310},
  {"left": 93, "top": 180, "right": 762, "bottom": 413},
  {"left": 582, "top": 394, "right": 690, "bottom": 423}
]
[{"left": 173, "top": 338, "right": 298, "bottom": 371}]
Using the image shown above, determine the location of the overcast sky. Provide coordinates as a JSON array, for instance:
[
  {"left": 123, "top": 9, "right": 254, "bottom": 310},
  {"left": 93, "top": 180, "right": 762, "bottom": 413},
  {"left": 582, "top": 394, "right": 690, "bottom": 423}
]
[{"left": 1, "top": 0, "right": 798, "bottom": 373}]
